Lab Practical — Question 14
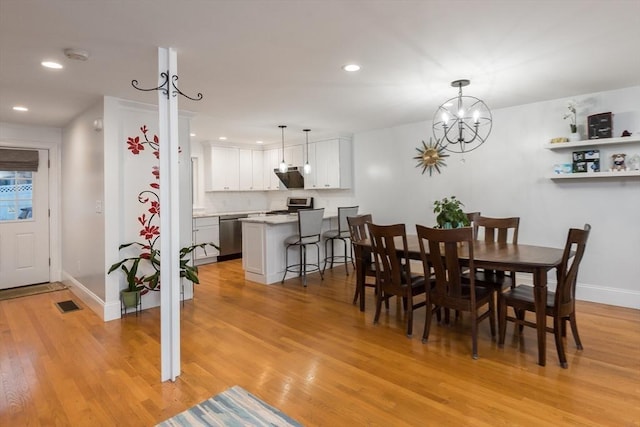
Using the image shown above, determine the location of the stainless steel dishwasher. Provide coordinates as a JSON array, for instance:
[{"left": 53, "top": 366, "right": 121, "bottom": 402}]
[{"left": 218, "top": 214, "right": 248, "bottom": 257}]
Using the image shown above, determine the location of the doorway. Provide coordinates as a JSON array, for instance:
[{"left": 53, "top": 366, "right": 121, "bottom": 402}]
[{"left": 0, "top": 149, "right": 50, "bottom": 289}]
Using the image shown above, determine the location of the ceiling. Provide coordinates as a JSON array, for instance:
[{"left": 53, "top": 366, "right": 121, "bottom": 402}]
[{"left": 1, "top": 0, "right": 639, "bottom": 146}]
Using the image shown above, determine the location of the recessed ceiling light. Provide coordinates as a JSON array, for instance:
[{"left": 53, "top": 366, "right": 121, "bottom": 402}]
[
  {"left": 41, "top": 61, "right": 63, "bottom": 69},
  {"left": 256, "top": 140, "right": 263, "bottom": 144},
  {"left": 13, "top": 106, "right": 28, "bottom": 112},
  {"left": 190, "top": 133, "right": 196, "bottom": 137},
  {"left": 342, "top": 64, "right": 361, "bottom": 72},
  {"left": 218, "top": 136, "right": 227, "bottom": 140}
]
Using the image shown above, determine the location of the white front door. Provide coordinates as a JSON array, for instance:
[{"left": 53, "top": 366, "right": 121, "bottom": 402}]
[{"left": 0, "top": 149, "right": 50, "bottom": 289}]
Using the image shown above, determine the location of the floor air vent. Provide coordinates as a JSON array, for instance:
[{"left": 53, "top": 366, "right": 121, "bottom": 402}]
[{"left": 56, "top": 300, "right": 81, "bottom": 313}]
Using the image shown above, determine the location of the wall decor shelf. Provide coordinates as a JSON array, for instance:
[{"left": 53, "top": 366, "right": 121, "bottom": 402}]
[
  {"left": 545, "top": 135, "right": 640, "bottom": 180},
  {"left": 544, "top": 136, "right": 640, "bottom": 150},
  {"left": 549, "top": 170, "right": 640, "bottom": 180}
]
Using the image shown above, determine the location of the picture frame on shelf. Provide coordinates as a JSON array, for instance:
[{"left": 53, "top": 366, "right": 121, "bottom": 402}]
[{"left": 588, "top": 112, "right": 613, "bottom": 140}]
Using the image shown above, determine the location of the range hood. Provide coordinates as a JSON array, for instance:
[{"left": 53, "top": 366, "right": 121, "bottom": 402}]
[{"left": 274, "top": 166, "right": 304, "bottom": 189}]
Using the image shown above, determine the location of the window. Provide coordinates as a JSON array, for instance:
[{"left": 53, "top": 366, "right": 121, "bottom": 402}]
[{"left": 0, "top": 170, "right": 33, "bottom": 221}]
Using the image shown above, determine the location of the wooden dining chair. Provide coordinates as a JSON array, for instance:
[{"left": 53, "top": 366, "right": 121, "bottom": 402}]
[
  {"left": 368, "top": 223, "right": 427, "bottom": 337},
  {"left": 498, "top": 224, "right": 591, "bottom": 368},
  {"left": 416, "top": 225, "right": 496, "bottom": 359},
  {"left": 347, "top": 214, "right": 377, "bottom": 309},
  {"left": 468, "top": 216, "right": 521, "bottom": 299}
]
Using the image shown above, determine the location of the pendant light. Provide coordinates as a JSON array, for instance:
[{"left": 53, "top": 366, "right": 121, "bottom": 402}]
[
  {"left": 303, "top": 128, "right": 311, "bottom": 174},
  {"left": 278, "top": 125, "right": 288, "bottom": 173},
  {"left": 432, "top": 79, "right": 492, "bottom": 154}
]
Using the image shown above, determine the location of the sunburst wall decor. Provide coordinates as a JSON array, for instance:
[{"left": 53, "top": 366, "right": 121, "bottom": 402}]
[{"left": 414, "top": 138, "right": 449, "bottom": 176}]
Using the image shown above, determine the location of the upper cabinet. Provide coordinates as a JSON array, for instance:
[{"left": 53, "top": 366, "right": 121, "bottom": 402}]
[
  {"left": 239, "top": 149, "right": 264, "bottom": 191},
  {"left": 204, "top": 145, "right": 240, "bottom": 191},
  {"left": 305, "top": 138, "right": 352, "bottom": 189},
  {"left": 262, "top": 148, "right": 281, "bottom": 191},
  {"left": 284, "top": 145, "right": 304, "bottom": 168},
  {"left": 545, "top": 136, "right": 640, "bottom": 180}
]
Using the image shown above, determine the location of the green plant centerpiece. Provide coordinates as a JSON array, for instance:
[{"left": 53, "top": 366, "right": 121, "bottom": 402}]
[
  {"left": 109, "top": 125, "right": 217, "bottom": 309},
  {"left": 433, "top": 196, "right": 470, "bottom": 228}
]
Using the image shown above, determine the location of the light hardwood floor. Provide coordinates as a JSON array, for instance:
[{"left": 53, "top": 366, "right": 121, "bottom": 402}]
[{"left": 1, "top": 259, "right": 639, "bottom": 426}]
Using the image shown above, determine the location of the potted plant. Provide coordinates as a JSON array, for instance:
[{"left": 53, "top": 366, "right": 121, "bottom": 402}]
[
  {"left": 433, "top": 196, "right": 470, "bottom": 228},
  {"left": 108, "top": 241, "right": 217, "bottom": 309}
]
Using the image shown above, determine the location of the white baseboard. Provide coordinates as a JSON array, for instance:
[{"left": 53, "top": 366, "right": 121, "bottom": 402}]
[
  {"left": 516, "top": 274, "right": 639, "bottom": 309},
  {"left": 61, "top": 271, "right": 117, "bottom": 321},
  {"left": 61, "top": 272, "right": 196, "bottom": 321}
]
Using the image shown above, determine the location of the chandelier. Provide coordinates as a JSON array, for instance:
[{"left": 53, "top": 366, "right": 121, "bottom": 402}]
[{"left": 432, "top": 79, "right": 492, "bottom": 153}]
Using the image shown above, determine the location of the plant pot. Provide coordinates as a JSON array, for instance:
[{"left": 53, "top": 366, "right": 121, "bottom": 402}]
[{"left": 120, "top": 290, "right": 141, "bottom": 308}]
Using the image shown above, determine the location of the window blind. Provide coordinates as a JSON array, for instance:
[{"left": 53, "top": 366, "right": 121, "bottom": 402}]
[{"left": 0, "top": 149, "right": 39, "bottom": 171}]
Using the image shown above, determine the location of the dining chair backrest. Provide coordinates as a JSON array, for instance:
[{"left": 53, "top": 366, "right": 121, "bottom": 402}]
[
  {"left": 367, "top": 222, "right": 411, "bottom": 296},
  {"left": 465, "top": 211, "right": 481, "bottom": 226},
  {"left": 347, "top": 214, "right": 372, "bottom": 243},
  {"left": 298, "top": 208, "right": 325, "bottom": 242},
  {"left": 416, "top": 225, "right": 475, "bottom": 301},
  {"left": 556, "top": 224, "right": 591, "bottom": 310},
  {"left": 473, "top": 215, "right": 520, "bottom": 244},
  {"left": 337, "top": 206, "right": 359, "bottom": 236}
]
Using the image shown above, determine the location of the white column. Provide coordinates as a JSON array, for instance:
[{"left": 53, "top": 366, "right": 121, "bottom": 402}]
[{"left": 158, "top": 47, "right": 181, "bottom": 382}]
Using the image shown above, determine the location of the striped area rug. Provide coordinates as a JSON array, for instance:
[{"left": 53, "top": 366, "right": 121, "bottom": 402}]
[{"left": 157, "top": 385, "right": 303, "bottom": 427}]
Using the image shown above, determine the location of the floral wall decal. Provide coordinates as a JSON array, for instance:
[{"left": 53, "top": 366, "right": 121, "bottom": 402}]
[{"left": 109, "top": 125, "right": 213, "bottom": 297}]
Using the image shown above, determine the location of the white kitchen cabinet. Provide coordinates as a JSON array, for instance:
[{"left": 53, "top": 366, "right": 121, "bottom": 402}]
[
  {"left": 239, "top": 149, "right": 264, "bottom": 191},
  {"left": 204, "top": 145, "right": 240, "bottom": 191},
  {"left": 193, "top": 216, "right": 220, "bottom": 265},
  {"left": 304, "top": 138, "right": 352, "bottom": 189},
  {"left": 262, "top": 148, "right": 282, "bottom": 191},
  {"left": 284, "top": 144, "right": 304, "bottom": 168}
]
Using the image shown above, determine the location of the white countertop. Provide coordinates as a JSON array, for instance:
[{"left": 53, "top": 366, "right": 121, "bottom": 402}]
[
  {"left": 192, "top": 210, "right": 265, "bottom": 218},
  {"left": 240, "top": 213, "right": 337, "bottom": 225}
]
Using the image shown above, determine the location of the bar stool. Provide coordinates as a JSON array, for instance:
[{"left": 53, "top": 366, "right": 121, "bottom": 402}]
[
  {"left": 282, "top": 208, "right": 325, "bottom": 287},
  {"left": 322, "top": 206, "right": 358, "bottom": 274}
]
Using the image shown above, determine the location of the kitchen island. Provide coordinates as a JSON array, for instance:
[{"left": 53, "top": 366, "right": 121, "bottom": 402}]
[{"left": 240, "top": 213, "right": 339, "bottom": 284}]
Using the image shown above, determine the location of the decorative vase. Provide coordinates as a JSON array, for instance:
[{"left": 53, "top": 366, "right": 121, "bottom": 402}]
[{"left": 569, "top": 132, "right": 580, "bottom": 142}]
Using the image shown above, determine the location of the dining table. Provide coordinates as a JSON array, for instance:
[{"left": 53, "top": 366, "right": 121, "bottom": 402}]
[{"left": 353, "top": 235, "right": 566, "bottom": 367}]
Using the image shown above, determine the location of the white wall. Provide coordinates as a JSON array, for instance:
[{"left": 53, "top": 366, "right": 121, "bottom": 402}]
[
  {"left": 61, "top": 102, "right": 106, "bottom": 305},
  {"left": 353, "top": 86, "right": 640, "bottom": 309}
]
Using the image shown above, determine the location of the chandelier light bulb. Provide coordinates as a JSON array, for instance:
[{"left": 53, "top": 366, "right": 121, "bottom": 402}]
[
  {"left": 473, "top": 110, "right": 480, "bottom": 123},
  {"left": 442, "top": 112, "right": 449, "bottom": 125}
]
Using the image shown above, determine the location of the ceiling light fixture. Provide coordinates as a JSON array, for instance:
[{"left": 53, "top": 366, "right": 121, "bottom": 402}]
[
  {"left": 278, "top": 125, "right": 288, "bottom": 173},
  {"left": 303, "top": 129, "right": 311, "bottom": 174},
  {"left": 64, "top": 48, "right": 89, "bottom": 61},
  {"left": 13, "top": 106, "right": 28, "bottom": 112},
  {"left": 190, "top": 133, "right": 196, "bottom": 137},
  {"left": 342, "top": 64, "right": 360, "bottom": 72},
  {"left": 41, "top": 61, "right": 63, "bottom": 69},
  {"left": 256, "top": 140, "right": 263, "bottom": 144},
  {"left": 432, "top": 79, "right": 492, "bottom": 153},
  {"left": 218, "top": 136, "right": 227, "bottom": 140}
]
